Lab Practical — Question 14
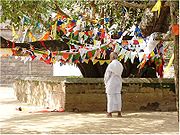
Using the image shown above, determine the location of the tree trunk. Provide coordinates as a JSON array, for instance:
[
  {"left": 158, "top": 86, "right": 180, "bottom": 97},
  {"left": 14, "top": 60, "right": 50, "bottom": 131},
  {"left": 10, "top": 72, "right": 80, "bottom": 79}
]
[{"left": 170, "top": 1, "right": 179, "bottom": 121}]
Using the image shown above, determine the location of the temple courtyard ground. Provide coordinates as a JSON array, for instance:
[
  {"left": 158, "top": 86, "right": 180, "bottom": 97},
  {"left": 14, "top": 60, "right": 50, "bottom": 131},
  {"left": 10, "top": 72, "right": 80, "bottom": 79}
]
[{"left": 0, "top": 87, "right": 179, "bottom": 134}]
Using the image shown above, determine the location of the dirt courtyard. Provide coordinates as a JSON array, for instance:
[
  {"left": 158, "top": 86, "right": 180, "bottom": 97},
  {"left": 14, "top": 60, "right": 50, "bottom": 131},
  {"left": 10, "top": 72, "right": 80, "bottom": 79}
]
[{"left": 0, "top": 87, "right": 179, "bottom": 134}]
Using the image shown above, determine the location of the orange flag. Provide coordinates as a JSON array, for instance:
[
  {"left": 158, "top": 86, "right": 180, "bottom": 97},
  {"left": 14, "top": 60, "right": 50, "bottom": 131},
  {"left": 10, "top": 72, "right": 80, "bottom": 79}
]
[
  {"left": 172, "top": 24, "right": 179, "bottom": 36},
  {"left": 40, "top": 31, "right": 50, "bottom": 41}
]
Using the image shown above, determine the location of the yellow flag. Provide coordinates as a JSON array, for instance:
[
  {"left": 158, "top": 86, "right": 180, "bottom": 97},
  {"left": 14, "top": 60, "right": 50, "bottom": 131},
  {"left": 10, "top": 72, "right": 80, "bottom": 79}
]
[
  {"left": 150, "top": 51, "right": 155, "bottom": 57},
  {"left": 52, "top": 21, "right": 57, "bottom": 39},
  {"left": 12, "top": 26, "right": 18, "bottom": 39},
  {"left": 105, "top": 60, "right": 111, "bottom": 64},
  {"left": 99, "top": 60, "right": 105, "bottom": 65},
  {"left": 28, "top": 32, "right": 37, "bottom": 42},
  {"left": 151, "top": 0, "right": 161, "bottom": 16},
  {"left": 93, "top": 60, "right": 99, "bottom": 65},
  {"left": 84, "top": 59, "right": 89, "bottom": 64},
  {"left": 61, "top": 24, "right": 66, "bottom": 28},
  {"left": 164, "top": 54, "right": 174, "bottom": 73},
  {"left": 138, "top": 38, "right": 144, "bottom": 44}
]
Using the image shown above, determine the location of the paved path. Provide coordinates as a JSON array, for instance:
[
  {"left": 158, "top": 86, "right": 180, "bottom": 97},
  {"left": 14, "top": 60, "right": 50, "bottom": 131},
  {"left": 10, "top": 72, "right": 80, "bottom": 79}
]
[{"left": 0, "top": 87, "right": 179, "bottom": 134}]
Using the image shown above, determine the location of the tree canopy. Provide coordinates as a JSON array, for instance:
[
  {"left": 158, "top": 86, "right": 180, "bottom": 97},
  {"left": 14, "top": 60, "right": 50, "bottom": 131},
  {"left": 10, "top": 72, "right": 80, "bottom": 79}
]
[{"left": 1, "top": 0, "right": 151, "bottom": 35}]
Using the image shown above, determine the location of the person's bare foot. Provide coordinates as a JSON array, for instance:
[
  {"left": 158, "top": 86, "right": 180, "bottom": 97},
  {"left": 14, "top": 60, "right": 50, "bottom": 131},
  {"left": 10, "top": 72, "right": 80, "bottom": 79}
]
[
  {"left": 117, "top": 111, "right": 122, "bottom": 117},
  {"left": 107, "top": 113, "right": 112, "bottom": 118}
]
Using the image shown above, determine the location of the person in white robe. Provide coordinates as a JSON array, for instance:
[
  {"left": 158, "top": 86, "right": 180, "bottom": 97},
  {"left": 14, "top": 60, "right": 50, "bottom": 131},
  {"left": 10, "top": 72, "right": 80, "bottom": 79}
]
[{"left": 104, "top": 52, "right": 124, "bottom": 117}]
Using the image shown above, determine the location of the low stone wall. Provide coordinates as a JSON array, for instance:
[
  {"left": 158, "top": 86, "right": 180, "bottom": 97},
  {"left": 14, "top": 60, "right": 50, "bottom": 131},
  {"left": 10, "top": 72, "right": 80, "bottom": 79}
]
[
  {"left": 13, "top": 77, "right": 176, "bottom": 112},
  {"left": 0, "top": 57, "right": 53, "bottom": 86}
]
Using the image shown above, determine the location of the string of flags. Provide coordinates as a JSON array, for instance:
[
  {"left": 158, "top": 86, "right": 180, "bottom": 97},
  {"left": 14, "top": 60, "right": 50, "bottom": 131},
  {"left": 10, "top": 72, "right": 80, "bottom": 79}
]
[{"left": 1, "top": 2, "right": 169, "bottom": 77}]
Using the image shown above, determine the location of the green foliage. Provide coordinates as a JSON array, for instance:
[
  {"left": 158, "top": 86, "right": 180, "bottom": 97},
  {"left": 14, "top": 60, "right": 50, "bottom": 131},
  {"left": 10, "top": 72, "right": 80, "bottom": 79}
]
[
  {"left": 0, "top": 0, "right": 150, "bottom": 36},
  {"left": 1, "top": 0, "right": 52, "bottom": 28}
]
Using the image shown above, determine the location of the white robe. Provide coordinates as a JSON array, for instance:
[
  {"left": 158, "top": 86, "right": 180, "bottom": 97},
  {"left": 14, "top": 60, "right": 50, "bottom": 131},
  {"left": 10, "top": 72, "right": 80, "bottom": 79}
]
[{"left": 104, "top": 59, "right": 123, "bottom": 113}]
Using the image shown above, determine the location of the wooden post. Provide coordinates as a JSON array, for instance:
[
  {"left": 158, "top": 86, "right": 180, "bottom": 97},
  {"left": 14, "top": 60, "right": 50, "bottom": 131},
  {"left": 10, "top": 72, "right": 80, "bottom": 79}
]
[{"left": 170, "top": 1, "right": 179, "bottom": 120}]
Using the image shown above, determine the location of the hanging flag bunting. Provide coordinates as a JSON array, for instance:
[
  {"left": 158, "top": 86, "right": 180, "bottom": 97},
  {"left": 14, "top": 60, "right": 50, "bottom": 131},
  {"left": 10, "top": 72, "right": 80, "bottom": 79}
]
[
  {"left": 40, "top": 50, "right": 52, "bottom": 64},
  {"left": 7, "top": 8, "right": 166, "bottom": 81}
]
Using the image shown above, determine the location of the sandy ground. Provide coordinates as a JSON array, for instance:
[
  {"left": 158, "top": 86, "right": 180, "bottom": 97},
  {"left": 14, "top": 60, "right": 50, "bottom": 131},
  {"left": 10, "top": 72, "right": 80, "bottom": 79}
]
[{"left": 0, "top": 87, "right": 179, "bottom": 134}]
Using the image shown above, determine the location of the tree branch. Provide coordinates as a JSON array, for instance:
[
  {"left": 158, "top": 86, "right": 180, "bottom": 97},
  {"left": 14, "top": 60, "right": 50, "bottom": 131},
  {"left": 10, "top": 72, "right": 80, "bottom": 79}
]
[{"left": 54, "top": 1, "right": 71, "bottom": 18}]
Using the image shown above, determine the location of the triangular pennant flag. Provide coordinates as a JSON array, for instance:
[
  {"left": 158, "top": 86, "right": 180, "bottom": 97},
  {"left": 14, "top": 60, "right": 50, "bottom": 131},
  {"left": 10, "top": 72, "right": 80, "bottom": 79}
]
[
  {"left": 99, "top": 60, "right": 105, "bottom": 65},
  {"left": 93, "top": 28, "right": 98, "bottom": 36},
  {"left": 150, "top": 51, "right": 155, "bottom": 57},
  {"left": 79, "top": 48, "right": 87, "bottom": 58},
  {"left": 52, "top": 21, "right": 57, "bottom": 39},
  {"left": 136, "top": 45, "right": 141, "bottom": 52},
  {"left": 122, "top": 40, "right": 129, "bottom": 45},
  {"left": 39, "top": 31, "right": 50, "bottom": 41},
  {"left": 164, "top": 53, "right": 174, "bottom": 73},
  {"left": 88, "top": 31, "right": 93, "bottom": 37},
  {"left": 92, "top": 50, "right": 97, "bottom": 62},
  {"left": 138, "top": 52, "right": 145, "bottom": 62},
  {"left": 73, "top": 53, "right": 80, "bottom": 60},
  {"left": 79, "top": 32, "right": 84, "bottom": 38},
  {"left": 28, "top": 32, "right": 37, "bottom": 42},
  {"left": 68, "top": 54, "right": 73, "bottom": 60},
  {"left": 138, "top": 38, "right": 144, "bottom": 44},
  {"left": 92, "top": 59, "right": 99, "bottom": 65},
  {"left": 62, "top": 52, "right": 70, "bottom": 61},
  {"left": 172, "top": 24, "right": 179, "bottom": 36},
  {"left": 68, "top": 54, "right": 73, "bottom": 63},
  {"left": 133, "top": 40, "right": 139, "bottom": 45},
  {"left": 105, "top": 60, "right": 111, "bottom": 64},
  {"left": 12, "top": 26, "right": 18, "bottom": 39},
  {"left": 118, "top": 54, "right": 125, "bottom": 60},
  {"left": 74, "top": 30, "right": 79, "bottom": 36},
  {"left": 84, "top": 59, "right": 89, "bottom": 64},
  {"left": 93, "top": 40, "right": 96, "bottom": 46},
  {"left": 124, "top": 51, "right": 130, "bottom": 63},
  {"left": 87, "top": 51, "right": 93, "bottom": 58},
  {"left": 84, "top": 34, "right": 89, "bottom": 41},
  {"left": 119, "top": 48, "right": 127, "bottom": 57},
  {"left": 151, "top": 0, "right": 161, "bottom": 16},
  {"left": 114, "top": 44, "right": 121, "bottom": 53},
  {"left": 144, "top": 33, "right": 159, "bottom": 55},
  {"left": 91, "top": 50, "right": 96, "bottom": 56},
  {"left": 130, "top": 51, "right": 137, "bottom": 63}
]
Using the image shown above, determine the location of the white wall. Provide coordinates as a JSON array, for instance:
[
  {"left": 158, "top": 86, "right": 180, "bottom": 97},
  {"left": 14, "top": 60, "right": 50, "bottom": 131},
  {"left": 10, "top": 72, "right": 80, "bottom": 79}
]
[{"left": 53, "top": 62, "right": 82, "bottom": 76}]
